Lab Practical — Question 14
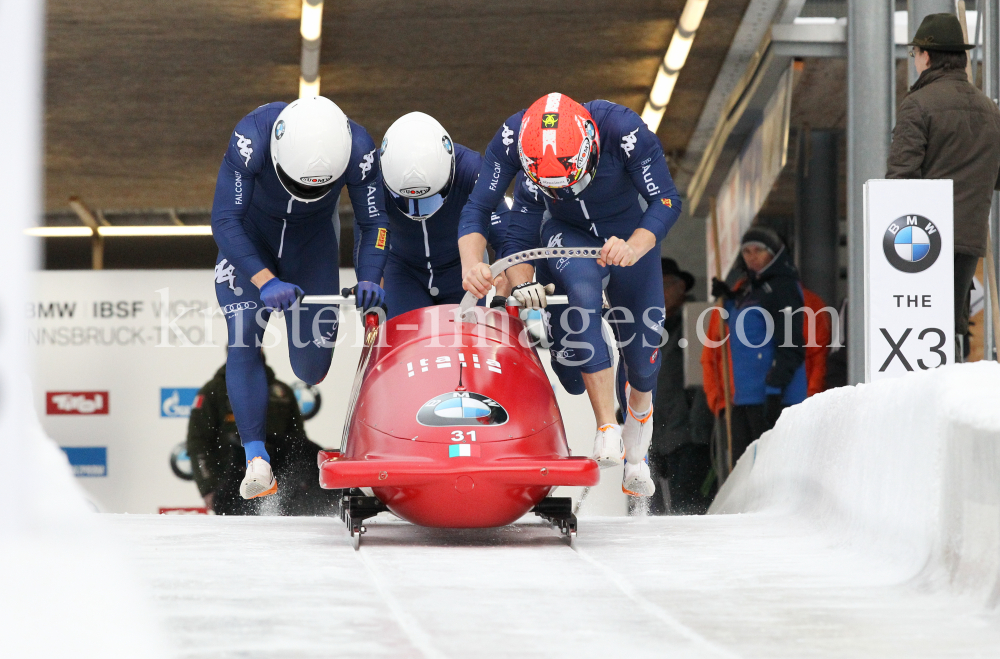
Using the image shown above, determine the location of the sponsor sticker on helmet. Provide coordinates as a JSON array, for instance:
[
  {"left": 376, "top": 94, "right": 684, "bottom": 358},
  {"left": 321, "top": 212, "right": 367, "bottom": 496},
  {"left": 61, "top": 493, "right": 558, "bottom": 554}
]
[
  {"left": 380, "top": 136, "right": 388, "bottom": 156},
  {"left": 300, "top": 175, "right": 333, "bottom": 185},
  {"left": 542, "top": 113, "right": 559, "bottom": 129},
  {"left": 376, "top": 228, "right": 387, "bottom": 250},
  {"left": 400, "top": 186, "right": 431, "bottom": 197},
  {"left": 275, "top": 120, "right": 285, "bottom": 140},
  {"left": 442, "top": 136, "right": 453, "bottom": 154}
]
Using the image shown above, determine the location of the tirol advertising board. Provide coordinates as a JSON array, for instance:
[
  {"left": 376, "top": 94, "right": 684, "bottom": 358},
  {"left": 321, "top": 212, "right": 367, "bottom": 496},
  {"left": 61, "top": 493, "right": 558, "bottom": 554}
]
[{"left": 864, "top": 179, "right": 955, "bottom": 382}]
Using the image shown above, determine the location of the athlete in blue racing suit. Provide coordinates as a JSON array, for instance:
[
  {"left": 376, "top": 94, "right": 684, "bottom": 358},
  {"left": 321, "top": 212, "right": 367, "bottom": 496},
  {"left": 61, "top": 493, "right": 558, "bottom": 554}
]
[
  {"left": 457, "top": 95, "right": 681, "bottom": 497},
  {"left": 383, "top": 143, "right": 508, "bottom": 318},
  {"left": 211, "top": 98, "right": 389, "bottom": 499}
]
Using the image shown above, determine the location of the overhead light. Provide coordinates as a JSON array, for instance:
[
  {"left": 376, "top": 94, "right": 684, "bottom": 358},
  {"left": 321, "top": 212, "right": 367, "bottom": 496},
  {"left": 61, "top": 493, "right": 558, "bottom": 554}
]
[
  {"left": 97, "top": 226, "right": 213, "bottom": 237},
  {"left": 641, "top": 0, "right": 710, "bottom": 133},
  {"left": 300, "top": 0, "right": 323, "bottom": 41},
  {"left": 24, "top": 227, "right": 93, "bottom": 237},
  {"left": 648, "top": 69, "right": 680, "bottom": 109},
  {"left": 664, "top": 32, "right": 696, "bottom": 72},
  {"left": 24, "top": 226, "right": 213, "bottom": 237},
  {"left": 299, "top": 76, "right": 321, "bottom": 98}
]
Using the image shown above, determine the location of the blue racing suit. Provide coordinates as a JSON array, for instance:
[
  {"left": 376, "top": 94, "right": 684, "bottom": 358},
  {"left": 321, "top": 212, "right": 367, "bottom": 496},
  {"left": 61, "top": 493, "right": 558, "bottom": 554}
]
[
  {"left": 211, "top": 102, "right": 389, "bottom": 448},
  {"left": 458, "top": 100, "right": 682, "bottom": 394},
  {"left": 383, "top": 144, "right": 507, "bottom": 319}
]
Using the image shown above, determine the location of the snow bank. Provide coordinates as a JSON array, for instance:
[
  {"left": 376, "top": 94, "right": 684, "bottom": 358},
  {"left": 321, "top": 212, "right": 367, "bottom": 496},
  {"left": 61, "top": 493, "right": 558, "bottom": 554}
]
[
  {"left": 1, "top": 415, "right": 169, "bottom": 659},
  {"left": 711, "top": 362, "right": 1000, "bottom": 607},
  {"left": 0, "top": 2, "right": 168, "bottom": 655}
]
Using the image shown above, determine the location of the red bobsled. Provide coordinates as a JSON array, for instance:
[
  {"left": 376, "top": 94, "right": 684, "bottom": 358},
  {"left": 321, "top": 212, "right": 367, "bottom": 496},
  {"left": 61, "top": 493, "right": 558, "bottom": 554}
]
[{"left": 316, "top": 303, "right": 600, "bottom": 546}]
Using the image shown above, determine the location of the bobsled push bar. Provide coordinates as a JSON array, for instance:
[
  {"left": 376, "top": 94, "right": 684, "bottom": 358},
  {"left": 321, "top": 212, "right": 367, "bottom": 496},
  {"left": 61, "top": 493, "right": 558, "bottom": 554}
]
[
  {"left": 456, "top": 246, "right": 602, "bottom": 321},
  {"left": 300, "top": 248, "right": 602, "bottom": 315}
]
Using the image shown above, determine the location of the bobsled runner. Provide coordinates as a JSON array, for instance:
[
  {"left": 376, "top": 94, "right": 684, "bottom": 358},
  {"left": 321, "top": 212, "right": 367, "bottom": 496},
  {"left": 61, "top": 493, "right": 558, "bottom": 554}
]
[{"left": 304, "top": 247, "right": 605, "bottom": 548}]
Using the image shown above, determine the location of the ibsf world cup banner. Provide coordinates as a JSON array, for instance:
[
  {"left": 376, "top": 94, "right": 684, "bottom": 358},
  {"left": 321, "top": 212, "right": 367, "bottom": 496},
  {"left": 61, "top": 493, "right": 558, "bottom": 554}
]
[{"left": 864, "top": 179, "right": 955, "bottom": 382}]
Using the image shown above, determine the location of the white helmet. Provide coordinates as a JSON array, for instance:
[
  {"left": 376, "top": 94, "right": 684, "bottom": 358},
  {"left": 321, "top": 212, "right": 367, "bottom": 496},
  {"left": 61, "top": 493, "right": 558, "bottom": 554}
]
[
  {"left": 380, "top": 112, "right": 456, "bottom": 220},
  {"left": 270, "top": 96, "right": 352, "bottom": 202}
]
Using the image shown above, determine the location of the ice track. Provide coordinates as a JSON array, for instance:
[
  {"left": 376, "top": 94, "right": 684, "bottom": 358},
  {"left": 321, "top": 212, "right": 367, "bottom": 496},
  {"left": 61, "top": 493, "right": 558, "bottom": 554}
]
[{"left": 110, "top": 512, "right": 1000, "bottom": 659}]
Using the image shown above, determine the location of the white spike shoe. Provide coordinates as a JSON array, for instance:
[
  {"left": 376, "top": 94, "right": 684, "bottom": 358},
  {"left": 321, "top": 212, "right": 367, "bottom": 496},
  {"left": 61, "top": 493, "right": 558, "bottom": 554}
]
[
  {"left": 622, "top": 403, "right": 654, "bottom": 465},
  {"left": 240, "top": 457, "right": 278, "bottom": 500},
  {"left": 591, "top": 423, "right": 624, "bottom": 468},
  {"left": 623, "top": 458, "right": 655, "bottom": 497}
]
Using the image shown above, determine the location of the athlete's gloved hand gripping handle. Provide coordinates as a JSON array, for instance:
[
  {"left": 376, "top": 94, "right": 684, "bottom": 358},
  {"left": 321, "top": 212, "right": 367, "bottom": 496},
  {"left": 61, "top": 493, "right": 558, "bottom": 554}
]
[
  {"left": 512, "top": 282, "right": 555, "bottom": 309},
  {"left": 342, "top": 282, "right": 385, "bottom": 312},
  {"left": 259, "top": 278, "right": 304, "bottom": 312}
]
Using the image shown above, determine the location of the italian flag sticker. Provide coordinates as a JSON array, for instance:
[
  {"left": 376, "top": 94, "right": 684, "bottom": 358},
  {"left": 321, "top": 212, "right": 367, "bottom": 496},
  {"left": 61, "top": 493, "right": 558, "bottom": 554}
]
[{"left": 448, "top": 444, "right": 480, "bottom": 458}]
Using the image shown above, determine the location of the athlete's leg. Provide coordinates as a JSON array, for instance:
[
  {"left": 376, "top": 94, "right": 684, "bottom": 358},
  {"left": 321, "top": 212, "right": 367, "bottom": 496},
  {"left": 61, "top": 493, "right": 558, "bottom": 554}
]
[
  {"left": 581, "top": 369, "right": 617, "bottom": 426},
  {"left": 539, "top": 222, "right": 622, "bottom": 467},
  {"left": 535, "top": 259, "right": 586, "bottom": 395},
  {"left": 606, "top": 249, "right": 666, "bottom": 398},
  {"left": 606, "top": 248, "right": 665, "bottom": 496},
  {"left": 216, "top": 247, "right": 281, "bottom": 499},
  {"left": 536, "top": 228, "right": 614, "bottom": 397},
  {"left": 278, "top": 219, "right": 341, "bottom": 385},
  {"left": 385, "top": 255, "right": 435, "bottom": 319}
]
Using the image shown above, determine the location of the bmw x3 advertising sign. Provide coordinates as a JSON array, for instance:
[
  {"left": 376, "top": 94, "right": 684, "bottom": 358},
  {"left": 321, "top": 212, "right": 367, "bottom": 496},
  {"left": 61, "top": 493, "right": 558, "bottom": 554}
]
[{"left": 864, "top": 180, "right": 954, "bottom": 382}]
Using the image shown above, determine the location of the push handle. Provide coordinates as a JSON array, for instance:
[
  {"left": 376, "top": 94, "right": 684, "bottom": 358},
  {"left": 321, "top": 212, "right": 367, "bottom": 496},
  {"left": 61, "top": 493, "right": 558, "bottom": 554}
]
[{"left": 457, "top": 247, "right": 602, "bottom": 321}]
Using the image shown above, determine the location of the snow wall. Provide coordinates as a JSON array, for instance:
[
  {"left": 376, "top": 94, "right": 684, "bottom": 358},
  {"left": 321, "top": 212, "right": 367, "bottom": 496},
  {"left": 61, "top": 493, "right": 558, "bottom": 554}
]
[
  {"left": 711, "top": 362, "right": 1000, "bottom": 607},
  {"left": 1, "top": 2, "right": 167, "bottom": 656}
]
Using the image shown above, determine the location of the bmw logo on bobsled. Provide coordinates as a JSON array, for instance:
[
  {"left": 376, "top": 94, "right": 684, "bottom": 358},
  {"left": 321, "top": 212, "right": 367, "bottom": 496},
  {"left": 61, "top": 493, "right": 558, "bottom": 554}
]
[{"left": 417, "top": 392, "right": 509, "bottom": 427}]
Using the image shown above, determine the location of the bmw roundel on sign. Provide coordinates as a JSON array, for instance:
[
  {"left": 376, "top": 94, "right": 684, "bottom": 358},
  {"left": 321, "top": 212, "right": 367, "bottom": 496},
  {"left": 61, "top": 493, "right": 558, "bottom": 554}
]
[
  {"left": 882, "top": 215, "right": 942, "bottom": 273},
  {"left": 417, "top": 392, "right": 508, "bottom": 427}
]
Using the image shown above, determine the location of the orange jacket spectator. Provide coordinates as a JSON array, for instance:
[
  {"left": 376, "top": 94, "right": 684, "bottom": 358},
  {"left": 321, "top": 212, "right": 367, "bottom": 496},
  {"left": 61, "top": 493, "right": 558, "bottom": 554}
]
[
  {"left": 801, "top": 287, "right": 831, "bottom": 397},
  {"left": 701, "top": 307, "right": 734, "bottom": 417}
]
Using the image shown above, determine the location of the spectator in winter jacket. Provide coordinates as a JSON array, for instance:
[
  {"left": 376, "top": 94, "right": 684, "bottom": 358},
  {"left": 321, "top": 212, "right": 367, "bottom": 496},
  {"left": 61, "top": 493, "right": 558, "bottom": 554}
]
[
  {"left": 887, "top": 13, "right": 1000, "bottom": 359},
  {"left": 801, "top": 287, "right": 832, "bottom": 397},
  {"left": 701, "top": 227, "right": 806, "bottom": 463}
]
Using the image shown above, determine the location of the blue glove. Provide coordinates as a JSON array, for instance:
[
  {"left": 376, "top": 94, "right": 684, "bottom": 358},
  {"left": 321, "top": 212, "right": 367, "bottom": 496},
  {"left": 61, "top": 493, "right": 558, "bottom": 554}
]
[
  {"left": 355, "top": 281, "right": 385, "bottom": 312},
  {"left": 259, "top": 278, "right": 303, "bottom": 312}
]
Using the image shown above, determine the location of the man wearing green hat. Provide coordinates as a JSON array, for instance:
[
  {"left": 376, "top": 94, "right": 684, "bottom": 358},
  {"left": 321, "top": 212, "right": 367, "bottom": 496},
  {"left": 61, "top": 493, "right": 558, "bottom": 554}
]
[{"left": 887, "top": 12, "right": 1000, "bottom": 360}]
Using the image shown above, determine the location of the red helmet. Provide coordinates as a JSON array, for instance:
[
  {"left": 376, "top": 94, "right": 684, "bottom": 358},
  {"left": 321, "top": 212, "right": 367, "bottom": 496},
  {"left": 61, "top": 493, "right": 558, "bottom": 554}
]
[{"left": 517, "top": 93, "right": 599, "bottom": 201}]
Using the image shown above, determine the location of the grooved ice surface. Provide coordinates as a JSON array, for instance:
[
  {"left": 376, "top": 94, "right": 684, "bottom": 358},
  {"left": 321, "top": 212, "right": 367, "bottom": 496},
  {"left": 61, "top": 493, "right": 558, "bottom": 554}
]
[{"left": 109, "top": 513, "right": 1000, "bottom": 659}]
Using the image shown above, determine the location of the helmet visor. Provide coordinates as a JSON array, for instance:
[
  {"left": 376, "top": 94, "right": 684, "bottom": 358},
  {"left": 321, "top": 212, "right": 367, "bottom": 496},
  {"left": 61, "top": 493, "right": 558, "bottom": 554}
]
[
  {"left": 389, "top": 189, "right": 448, "bottom": 221},
  {"left": 275, "top": 163, "right": 335, "bottom": 202},
  {"left": 387, "top": 157, "right": 455, "bottom": 220}
]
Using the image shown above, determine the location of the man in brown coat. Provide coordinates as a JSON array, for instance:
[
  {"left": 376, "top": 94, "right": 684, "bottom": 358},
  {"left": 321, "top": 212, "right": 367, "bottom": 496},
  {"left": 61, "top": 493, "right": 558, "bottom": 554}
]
[{"left": 887, "top": 13, "right": 1000, "bottom": 359}]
